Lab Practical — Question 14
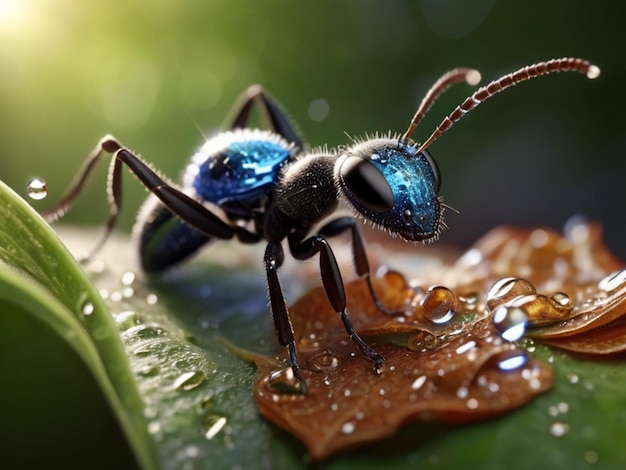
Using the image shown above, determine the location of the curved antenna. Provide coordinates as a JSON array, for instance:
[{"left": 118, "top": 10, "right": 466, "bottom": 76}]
[
  {"left": 402, "top": 68, "right": 482, "bottom": 142},
  {"left": 415, "top": 57, "right": 601, "bottom": 154}
]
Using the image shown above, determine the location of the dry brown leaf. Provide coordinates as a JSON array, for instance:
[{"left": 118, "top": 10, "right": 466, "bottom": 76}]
[{"left": 249, "top": 221, "right": 626, "bottom": 460}]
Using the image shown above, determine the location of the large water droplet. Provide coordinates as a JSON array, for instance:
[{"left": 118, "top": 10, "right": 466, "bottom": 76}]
[
  {"left": 486, "top": 277, "right": 536, "bottom": 310},
  {"left": 421, "top": 286, "right": 458, "bottom": 324},
  {"left": 493, "top": 305, "right": 528, "bottom": 342},
  {"left": 26, "top": 177, "right": 48, "bottom": 200}
]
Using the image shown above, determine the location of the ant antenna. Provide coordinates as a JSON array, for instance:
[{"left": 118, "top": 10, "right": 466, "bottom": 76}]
[
  {"left": 402, "top": 68, "right": 481, "bottom": 142},
  {"left": 415, "top": 57, "right": 600, "bottom": 154}
]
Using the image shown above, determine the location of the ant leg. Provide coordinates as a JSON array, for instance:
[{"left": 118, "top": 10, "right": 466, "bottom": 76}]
[
  {"left": 42, "top": 135, "right": 129, "bottom": 260},
  {"left": 227, "top": 85, "right": 304, "bottom": 151},
  {"left": 264, "top": 242, "right": 305, "bottom": 385},
  {"left": 108, "top": 141, "right": 237, "bottom": 241},
  {"left": 44, "top": 135, "right": 238, "bottom": 261},
  {"left": 316, "top": 217, "right": 400, "bottom": 315},
  {"left": 288, "top": 233, "right": 385, "bottom": 370}
]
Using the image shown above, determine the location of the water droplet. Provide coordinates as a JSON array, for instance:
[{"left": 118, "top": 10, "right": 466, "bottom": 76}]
[
  {"left": 146, "top": 293, "right": 159, "bottom": 305},
  {"left": 89, "top": 259, "right": 107, "bottom": 275},
  {"left": 265, "top": 368, "right": 306, "bottom": 394},
  {"left": 495, "top": 350, "right": 528, "bottom": 371},
  {"left": 567, "top": 373, "right": 579, "bottom": 384},
  {"left": 174, "top": 371, "right": 207, "bottom": 391},
  {"left": 455, "top": 340, "right": 476, "bottom": 355},
  {"left": 308, "top": 98, "right": 330, "bottom": 122},
  {"left": 486, "top": 277, "right": 536, "bottom": 310},
  {"left": 550, "top": 292, "right": 571, "bottom": 308},
  {"left": 421, "top": 286, "right": 458, "bottom": 324},
  {"left": 563, "top": 215, "right": 590, "bottom": 244},
  {"left": 203, "top": 414, "right": 227, "bottom": 440},
  {"left": 466, "top": 398, "right": 479, "bottom": 409},
  {"left": 121, "top": 271, "right": 136, "bottom": 286},
  {"left": 122, "top": 286, "right": 135, "bottom": 298},
  {"left": 123, "top": 324, "right": 164, "bottom": 341},
  {"left": 82, "top": 301, "right": 95, "bottom": 316},
  {"left": 529, "top": 229, "right": 549, "bottom": 248},
  {"left": 549, "top": 421, "right": 570, "bottom": 437},
  {"left": 93, "top": 327, "right": 109, "bottom": 341},
  {"left": 109, "top": 290, "right": 123, "bottom": 302},
  {"left": 308, "top": 351, "right": 340, "bottom": 371},
  {"left": 598, "top": 268, "right": 626, "bottom": 292},
  {"left": 493, "top": 305, "right": 528, "bottom": 341},
  {"left": 341, "top": 421, "right": 356, "bottom": 434},
  {"left": 138, "top": 365, "right": 160, "bottom": 377},
  {"left": 584, "top": 450, "right": 599, "bottom": 464},
  {"left": 26, "top": 177, "right": 48, "bottom": 200},
  {"left": 411, "top": 375, "right": 428, "bottom": 390},
  {"left": 408, "top": 329, "right": 438, "bottom": 351},
  {"left": 147, "top": 421, "right": 162, "bottom": 435}
]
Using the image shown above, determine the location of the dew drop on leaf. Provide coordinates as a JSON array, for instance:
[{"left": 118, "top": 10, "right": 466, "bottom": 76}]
[
  {"left": 203, "top": 414, "right": 228, "bottom": 440},
  {"left": 26, "top": 177, "right": 48, "bottom": 200},
  {"left": 263, "top": 367, "right": 306, "bottom": 395},
  {"left": 493, "top": 304, "right": 528, "bottom": 341},
  {"left": 81, "top": 301, "right": 94, "bottom": 316},
  {"left": 486, "top": 277, "right": 536, "bottom": 310},
  {"left": 421, "top": 286, "right": 458, "bottom": 324},
  {"left": 173, "top": 371, "right": 207, "bottom": 391}
]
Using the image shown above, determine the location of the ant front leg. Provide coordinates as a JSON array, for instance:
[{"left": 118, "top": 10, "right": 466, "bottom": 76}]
[
  {"left": 45, "top": 135, "right": 238, "bottom": 261},
  {"left": 288, "top": 232, "right": 385, "bottom": 371},
  {"left": 316, "top": 217, "right": 401, "bottom": 315},
  {"left": 264, "top": 242, "right": 305, "bottom": 386}
]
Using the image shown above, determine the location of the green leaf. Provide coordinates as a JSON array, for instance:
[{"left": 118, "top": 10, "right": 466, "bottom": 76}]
[
  {"left": 0, "top": 180, "right": 155, "bottom": 469},
  {"left": 2, "top": 177, "right": 626, "bottom": 468}
]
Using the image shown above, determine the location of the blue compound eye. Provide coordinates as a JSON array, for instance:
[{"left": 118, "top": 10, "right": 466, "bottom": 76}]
[{"left": 340, "top": 155, "right": 394, "bottom": 212}]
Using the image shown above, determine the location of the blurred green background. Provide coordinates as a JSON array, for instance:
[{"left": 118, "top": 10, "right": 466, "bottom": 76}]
[{"left": 0, "top": 0, "right": 624, "bottom": 256}]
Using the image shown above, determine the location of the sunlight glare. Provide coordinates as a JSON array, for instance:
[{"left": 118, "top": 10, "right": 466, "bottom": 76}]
[{"left": 0, "top": 0, "right": 29, "bottom": 30}]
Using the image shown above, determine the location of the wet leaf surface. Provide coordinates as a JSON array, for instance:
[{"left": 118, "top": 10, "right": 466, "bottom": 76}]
[{"left": 251, "top": 220, "right": 626, "bottom": 460}]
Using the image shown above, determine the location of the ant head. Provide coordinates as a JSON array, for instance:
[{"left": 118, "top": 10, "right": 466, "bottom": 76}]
[
  {"left": 336, "top": 137, "right": 443, "bottom": 242},
  {"left": 336, "top": 57, "right": 599, "bottom": 243}
]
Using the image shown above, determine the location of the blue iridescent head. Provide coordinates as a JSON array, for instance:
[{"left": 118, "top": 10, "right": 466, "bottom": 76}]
[{"left": 335, "top": 137, "right": 443, "bottom": 242}]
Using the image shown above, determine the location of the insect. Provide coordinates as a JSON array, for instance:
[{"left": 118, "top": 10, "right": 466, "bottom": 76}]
[{"left": 42, "top": 57, "right": 599, "bottom": 386}]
